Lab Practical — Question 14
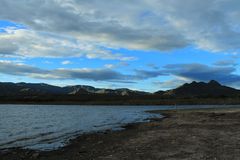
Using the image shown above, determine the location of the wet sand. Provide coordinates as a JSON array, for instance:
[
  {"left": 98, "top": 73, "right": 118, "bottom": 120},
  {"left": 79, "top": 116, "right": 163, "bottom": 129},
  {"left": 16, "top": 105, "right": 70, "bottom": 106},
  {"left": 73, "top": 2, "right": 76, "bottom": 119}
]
[{"left": 1, "top": 108, "right": 240, "bottom": 160}]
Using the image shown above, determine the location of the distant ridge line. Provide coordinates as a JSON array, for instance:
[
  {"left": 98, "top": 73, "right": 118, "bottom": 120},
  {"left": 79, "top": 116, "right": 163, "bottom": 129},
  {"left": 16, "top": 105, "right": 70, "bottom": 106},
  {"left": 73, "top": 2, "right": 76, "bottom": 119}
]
[{"left": 0, "top": 80, "right": 240, "bottom": 105}]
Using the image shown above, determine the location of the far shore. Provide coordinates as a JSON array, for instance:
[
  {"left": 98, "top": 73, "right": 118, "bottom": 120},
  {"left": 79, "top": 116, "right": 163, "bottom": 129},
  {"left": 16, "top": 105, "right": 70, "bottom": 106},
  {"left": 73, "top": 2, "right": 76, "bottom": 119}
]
[
  {"left": 1, "top": 99, "right": 240, "bottom": 106},
  {"left": 1, "top": 107, "right": 240, "bottom": 160}
]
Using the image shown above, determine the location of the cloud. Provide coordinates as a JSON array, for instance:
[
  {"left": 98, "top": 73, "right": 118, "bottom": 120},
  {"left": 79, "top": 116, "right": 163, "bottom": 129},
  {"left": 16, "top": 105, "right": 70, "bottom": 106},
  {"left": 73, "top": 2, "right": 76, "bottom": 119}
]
[
  {"left": 0, "top": 60, "right": 152, "bottom": 82},
  {"left": 0, "top": 28, "right": 135, "bottom": 60},
  {"left": 134, "top": 63, "right": 240, "bottom": 88},
  {"left": 0, "top": 60, "right": 48, "bottom": 76},
  {"left": 0, "top": 60, "right": 166, "bottom": 83},
  {"left": 61, "top": 60, "right": 72, "bottom": 65},
  {"left": 134, "top": 69, "right": 166, "bottom": 79},
  {"left": 104, "top": 62, "right": 129, "bottom": 69},
  {"left": 104, "top": 64, "right": 115, "bottom": 69},
  {"left": 213, "top": 59, "right": 237, "bottom": 66},
  {"left": 150, "top": 0, "right": 240, "bottom": 52},
  {"left": 1, "top": 0, "right": 240, "bottom": 53},
  {"left": 51, "top": 68, "right": 128, "bottom": 81},
  {"left": 163, "top": 63, "right": 240, "bottom": 86},
  {"left": 0, "top": 0, "right": 188, "bottom": 51},
  {"left": 0, "top": 60, "right": 129, "bottom": 81},
  {"left": 147, "top": 63, "right": 159, "bottom": 70},
  {"left": 1, "top": 60, "right": 240, "bottom": 88}
]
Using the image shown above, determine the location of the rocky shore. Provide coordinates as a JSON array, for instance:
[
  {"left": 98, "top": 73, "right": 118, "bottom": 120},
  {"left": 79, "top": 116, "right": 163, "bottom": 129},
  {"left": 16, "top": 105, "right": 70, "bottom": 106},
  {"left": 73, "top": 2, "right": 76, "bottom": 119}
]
[{"left": 1, "top": 108, "right": 240, "bottom": 160}]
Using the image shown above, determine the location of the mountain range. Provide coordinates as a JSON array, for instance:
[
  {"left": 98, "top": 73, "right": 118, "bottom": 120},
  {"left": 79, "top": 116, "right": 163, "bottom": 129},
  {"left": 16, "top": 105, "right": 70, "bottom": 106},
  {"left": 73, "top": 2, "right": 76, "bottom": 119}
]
[
  {"left": 155, "top": 80, "right": 240, "bottom": 98},
  {"left": 0, "top": 80, "right": 240, "bottom": 105},
  {"left": 0, "top": 82, "right": 149, "bottom": 96}
]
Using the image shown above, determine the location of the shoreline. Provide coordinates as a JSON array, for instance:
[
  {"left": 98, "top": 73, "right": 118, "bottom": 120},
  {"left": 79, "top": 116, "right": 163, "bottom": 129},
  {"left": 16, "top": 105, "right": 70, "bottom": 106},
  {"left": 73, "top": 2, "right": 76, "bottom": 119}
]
[
  {"left": 0, "top": 103, "right": 202, "bottom": 106},
  {"left": 1, "top": 102, "right": 240, "bottom": 105},
  {"left": 1, "top": 97, "right": 240, "bottom": 106},
  {"left": 1, "top": 107, "right": 240, "bottom": 159}
]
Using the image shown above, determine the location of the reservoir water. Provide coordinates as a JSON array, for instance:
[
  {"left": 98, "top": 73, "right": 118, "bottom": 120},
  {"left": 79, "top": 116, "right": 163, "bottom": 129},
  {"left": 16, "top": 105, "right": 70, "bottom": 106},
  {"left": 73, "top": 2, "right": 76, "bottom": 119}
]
[{"left": 0, "top": 104, "right": 238, "bottom": 151}]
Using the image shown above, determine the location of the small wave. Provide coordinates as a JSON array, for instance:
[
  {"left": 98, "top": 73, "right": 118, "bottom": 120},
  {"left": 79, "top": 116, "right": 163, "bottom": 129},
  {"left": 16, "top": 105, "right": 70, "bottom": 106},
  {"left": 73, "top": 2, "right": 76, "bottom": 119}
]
[{"left": 0, "top": 131, "right": 55, "bottom": 148}]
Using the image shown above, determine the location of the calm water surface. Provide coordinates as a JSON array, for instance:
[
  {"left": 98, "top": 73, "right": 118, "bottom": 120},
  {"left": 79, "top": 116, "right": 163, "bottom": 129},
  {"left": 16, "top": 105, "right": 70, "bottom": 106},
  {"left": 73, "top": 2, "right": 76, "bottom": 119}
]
[{"left": 0, "top": 104, "right": 238, "bottom": 151}]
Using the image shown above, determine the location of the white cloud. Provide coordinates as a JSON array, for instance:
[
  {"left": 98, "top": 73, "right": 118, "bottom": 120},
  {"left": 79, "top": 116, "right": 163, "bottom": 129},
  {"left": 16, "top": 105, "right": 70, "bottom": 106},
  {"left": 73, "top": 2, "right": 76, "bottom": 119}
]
[
  {"left": 104, "top": 64, "right": 115, "bottom": 69},
  {"left": 1, "top": 0, "right": 240, "bottom": 53},
  {"left": 149, "top": 0, "right": 240, "bottom": 52},
  {"left": 0, "top": 28, "right": 135, "bottom": 60},
  {"left": 61, "top": 60, "right": 72, "bottom": 65},
  {"left": 0, "top": 0, "right": 188, "bottom": 52},
  {"left": 104, "top": 62, "right": 129, "bottom": 69}
]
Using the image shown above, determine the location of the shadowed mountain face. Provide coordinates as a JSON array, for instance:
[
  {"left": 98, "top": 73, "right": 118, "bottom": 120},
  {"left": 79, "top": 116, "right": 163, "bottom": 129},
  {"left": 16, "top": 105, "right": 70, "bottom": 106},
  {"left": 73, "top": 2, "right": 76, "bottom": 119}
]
[
  {"left": 156, "top": 80, "right": 240, "bottom": 98},
  {"left": 64, "top": 86, "right": 150, "bottom": 96},
  {"left": 0, "top": 82, "right": 149, "bottom": 96},
  {"left": 0, "top": 82, "right": 65, "bottom": 96}
]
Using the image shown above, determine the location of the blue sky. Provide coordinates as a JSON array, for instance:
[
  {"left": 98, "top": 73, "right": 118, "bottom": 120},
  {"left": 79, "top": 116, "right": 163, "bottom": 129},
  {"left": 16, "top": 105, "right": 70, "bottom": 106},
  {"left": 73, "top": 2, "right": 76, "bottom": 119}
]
[{"left": 0, "top": 0, "right": 240, "bottom": 92}]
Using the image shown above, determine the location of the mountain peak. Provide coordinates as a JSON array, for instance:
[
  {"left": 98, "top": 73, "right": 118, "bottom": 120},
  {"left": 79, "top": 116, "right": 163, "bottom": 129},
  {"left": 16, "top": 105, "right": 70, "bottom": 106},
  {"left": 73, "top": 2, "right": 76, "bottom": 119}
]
[
  {"left": 191, "top": 81, "right": 197, "bottom": 84},
  {"left": 208, "top": 80, "right": 221, "bottom": 86},
  {"left": 161, "top": 80, "right": 239, "bottom": 98}
]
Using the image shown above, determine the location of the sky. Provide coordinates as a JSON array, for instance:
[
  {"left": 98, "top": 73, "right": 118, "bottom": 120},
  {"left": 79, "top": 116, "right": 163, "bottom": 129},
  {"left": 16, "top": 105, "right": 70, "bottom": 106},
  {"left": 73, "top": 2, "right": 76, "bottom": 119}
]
[{"left": 0, "top": 0, "right": 240, "bottom": 92}]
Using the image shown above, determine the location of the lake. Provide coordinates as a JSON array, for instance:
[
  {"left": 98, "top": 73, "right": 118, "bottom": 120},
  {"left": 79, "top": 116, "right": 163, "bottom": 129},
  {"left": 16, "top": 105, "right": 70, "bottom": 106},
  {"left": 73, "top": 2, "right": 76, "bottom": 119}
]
[{"left": 0, "top": 104, "right": 238, "bottom": 151}]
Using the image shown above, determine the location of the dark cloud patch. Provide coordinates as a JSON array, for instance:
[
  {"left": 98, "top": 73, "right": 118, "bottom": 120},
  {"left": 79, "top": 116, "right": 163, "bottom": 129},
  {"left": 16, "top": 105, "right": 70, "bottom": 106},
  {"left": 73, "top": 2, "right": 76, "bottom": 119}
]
[
  {"left": 0, "top": 61, "right": 166, "bottom": 82},
  {"left": 1, "top": 61, "right": 240, "bottom": 88},
  {"left": 0, "top": 61, "right": 152, "bottom": 82},
  {"left": 0, "top": 61, "right": 48, "bottom": 76},
  {"left": 163, "top": 63, "right": 240, "bottom": 85},
  {"left": 213, "top": 60, "right": 237, "bottom": 66},
  {"left": 147, "top": 63, "right": 159, "bottom": 70},
  {"left": 134, "top": 69, "right": 166, "bottom": 79},
  {"left": 0, "top": 41, "right": 19, "bottom": 56},
  {"left": 126, "top": 63, "right": 240, "bottom": 89},
  {"left": 52, "top": 69, "right": 127, "bottom": 81}
]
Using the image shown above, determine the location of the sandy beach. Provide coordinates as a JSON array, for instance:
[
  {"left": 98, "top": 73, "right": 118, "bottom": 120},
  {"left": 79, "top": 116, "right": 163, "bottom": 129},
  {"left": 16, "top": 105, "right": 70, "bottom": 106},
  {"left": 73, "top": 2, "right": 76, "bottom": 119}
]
[{"left": 1, "top": 107, "right": 240, "bottom": 160}]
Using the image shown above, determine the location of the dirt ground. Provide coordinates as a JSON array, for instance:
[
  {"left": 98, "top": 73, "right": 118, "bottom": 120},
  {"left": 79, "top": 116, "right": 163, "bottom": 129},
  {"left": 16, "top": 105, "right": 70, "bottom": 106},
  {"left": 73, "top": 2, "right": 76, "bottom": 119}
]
[{"left": 1, "top": 108, "right": 240, "bottom": 160}]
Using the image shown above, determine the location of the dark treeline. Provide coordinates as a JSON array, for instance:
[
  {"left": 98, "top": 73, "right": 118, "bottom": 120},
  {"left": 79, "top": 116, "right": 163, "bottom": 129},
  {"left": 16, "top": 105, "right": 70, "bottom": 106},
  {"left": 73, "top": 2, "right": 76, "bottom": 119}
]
[{"left": 1, "top": 94, "right": 240, "bottom": 105}]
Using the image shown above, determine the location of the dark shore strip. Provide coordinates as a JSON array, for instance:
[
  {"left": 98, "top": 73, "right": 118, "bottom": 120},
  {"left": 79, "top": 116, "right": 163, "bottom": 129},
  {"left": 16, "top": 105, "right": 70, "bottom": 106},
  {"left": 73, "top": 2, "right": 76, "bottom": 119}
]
[{"left": 1, "top": 108, "right": 240, "bottom": 160}]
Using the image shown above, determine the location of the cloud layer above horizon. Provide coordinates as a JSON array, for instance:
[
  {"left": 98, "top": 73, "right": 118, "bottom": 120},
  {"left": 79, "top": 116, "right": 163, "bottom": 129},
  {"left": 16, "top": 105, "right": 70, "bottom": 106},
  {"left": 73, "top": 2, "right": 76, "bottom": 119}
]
[{"left": 0, "top": 0, "right": 240, "bottom": 91}]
